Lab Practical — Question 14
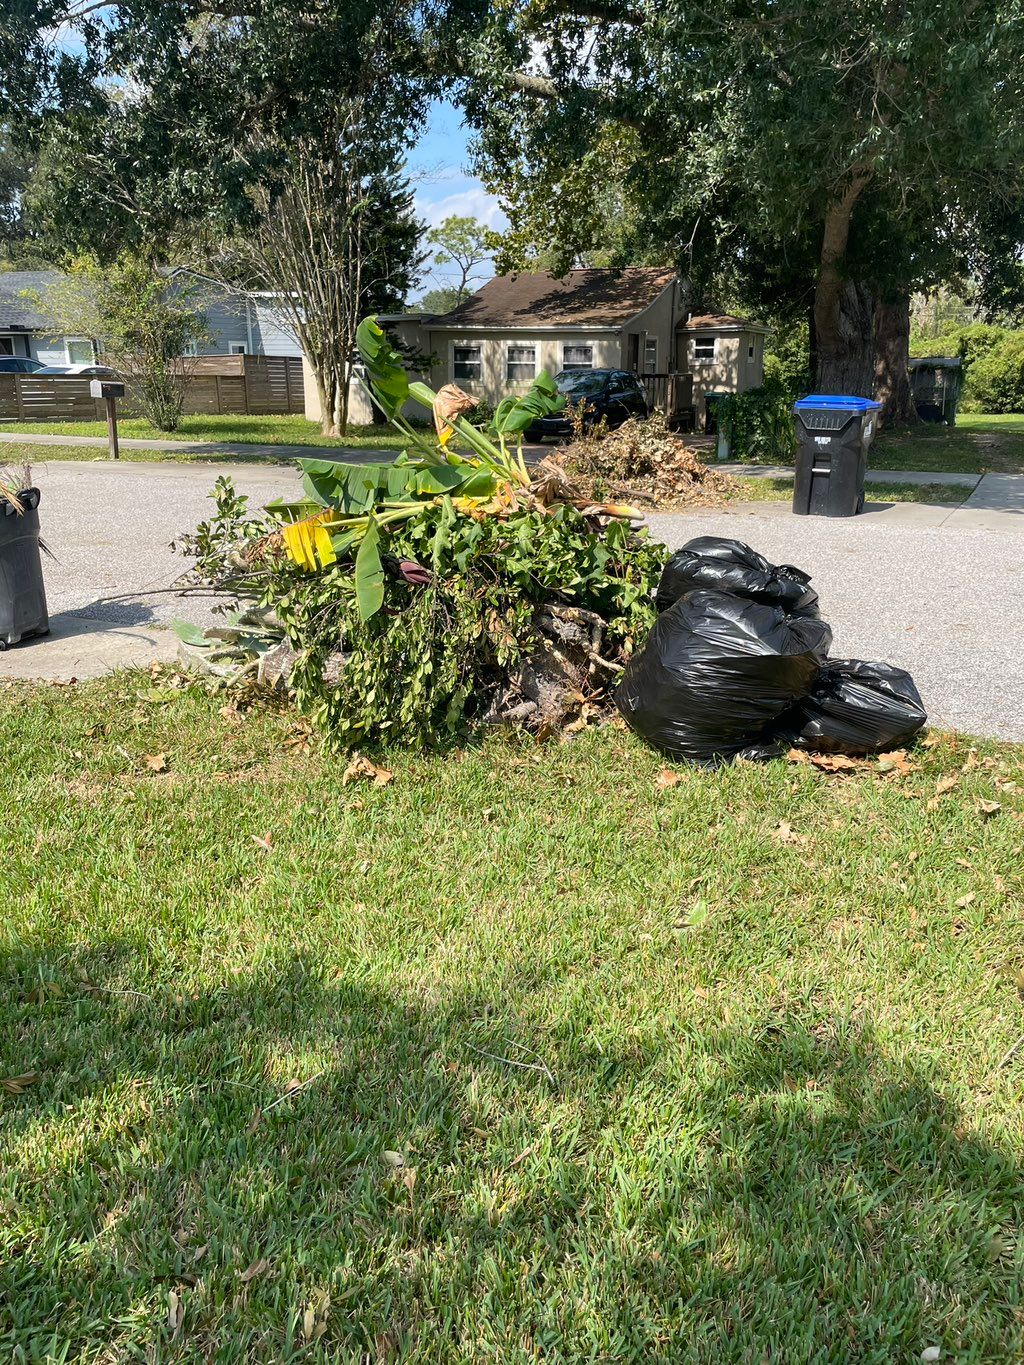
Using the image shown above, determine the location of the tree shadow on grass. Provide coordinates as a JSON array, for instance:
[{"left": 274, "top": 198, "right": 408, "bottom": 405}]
[{"left": 1, "top": 935, "right": 1021, "bottom": 1361}]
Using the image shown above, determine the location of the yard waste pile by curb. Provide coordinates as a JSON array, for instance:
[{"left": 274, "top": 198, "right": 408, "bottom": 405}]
[
  {"left": 558, "top": 411, "right": 738, "bottom": 510},
  {"left": 616, "top": 536, "right": 926, "bottom": 767},
  {"left": 173, "top": 318, "right": 667, "bottom": 748}
]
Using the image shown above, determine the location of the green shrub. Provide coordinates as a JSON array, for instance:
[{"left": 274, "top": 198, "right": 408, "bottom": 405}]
[
  {"left": 961, "top": 334, "right": 1024, "bottom": 413},
  {"left": 716, "top": 377, "right": 796, "bottom": 464},
  {"left": 763, "top": 321, "right": 812, "bottom": 398}
]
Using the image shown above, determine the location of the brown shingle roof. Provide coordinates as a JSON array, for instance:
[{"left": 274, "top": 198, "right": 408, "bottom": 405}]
[
  {"left": 429, "top": 268, "right": 677, "bottom": 330},
  {"left": 682, "top": 312, "right": 763, "bottom": 331}
]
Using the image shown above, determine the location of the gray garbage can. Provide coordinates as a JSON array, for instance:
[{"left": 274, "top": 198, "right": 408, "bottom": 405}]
[
  {"left": 0, "top": 487, "right": 49, "bottom": 648},
  {"left": 792, "top": 395, "right": 881, "bottom": 517}
]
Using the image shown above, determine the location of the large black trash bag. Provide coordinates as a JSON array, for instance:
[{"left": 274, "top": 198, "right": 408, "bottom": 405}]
[
  {"left": 655, "top": 536, "right": 819, "bottom": 617},
  {"left": 616, "top": 590, "right": 833, "bottom": 766},
  {"left": 775, "top": 659, "right": 927, "bottom": 755}
]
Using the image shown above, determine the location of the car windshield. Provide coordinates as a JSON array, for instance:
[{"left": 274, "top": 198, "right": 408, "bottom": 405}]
[{"left": 556, "top": 371, "right": 608, "bottom": 397}]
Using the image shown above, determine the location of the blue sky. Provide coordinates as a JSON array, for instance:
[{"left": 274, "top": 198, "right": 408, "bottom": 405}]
[{"left": 407, "top": 100, "right": 506, "bottom": 299}]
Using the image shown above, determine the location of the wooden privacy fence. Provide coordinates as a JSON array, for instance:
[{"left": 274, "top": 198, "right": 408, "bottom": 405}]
[
  {"left": 0, "top": 354, "right": 305, "bottom": 423},
  {"left": 638, "top": 371, "right": 694, "bottom": 419}
]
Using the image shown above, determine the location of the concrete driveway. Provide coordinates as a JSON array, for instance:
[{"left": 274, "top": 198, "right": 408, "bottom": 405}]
[{"left": 3, "top": 459, "right": 1024, "bottom": 742}]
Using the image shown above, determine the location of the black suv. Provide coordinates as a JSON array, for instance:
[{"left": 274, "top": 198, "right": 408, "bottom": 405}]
[{"left": 525, "top": 368, "right": 649, "bottom": 442}]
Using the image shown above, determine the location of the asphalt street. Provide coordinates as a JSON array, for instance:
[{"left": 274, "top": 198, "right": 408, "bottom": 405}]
[{"left": 4, "top": 458, "right": 1024, "bottom": 740}]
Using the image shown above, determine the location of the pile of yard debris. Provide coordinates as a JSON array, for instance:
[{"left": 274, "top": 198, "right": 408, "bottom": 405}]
[
  {"left": 175, "top": 323, "right": 667, "bottom": 747},
  {"left": 558, "top": 410, "right": 738, "bottom": 510}
]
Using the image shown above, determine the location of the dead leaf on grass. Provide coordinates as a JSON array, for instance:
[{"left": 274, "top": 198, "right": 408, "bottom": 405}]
[
  {"left": 1, "top": 1072, "right": 38, "bottom": 1095},
  {"left": 167, "top": 1289, "right": 184, "bottom": 1332},
  {"left": 934, "top": 774, "right": 959, "bottom": 796},
  {"left": 654, "top": 767, "right": 682, "bottom": 790},
  {"left": 382, "top": 1149, "right": 406, "bottom": 1168},
  {"left": 238, "top": 1258, "right": 272, "bottom": 1284},
  {"left": 342, "top": 754, "right": 394, "bottom": 787},
  {"left": 788, "top": 748, "right": 863, "bottom": 773},
  {"left": 955, "top": 892, "right": 976, "bottom": 909},
  {"left": 978, "top": 799, "right": 1002, "bottom": 818},
  {"left": 251, "top": 832, "right": 274, "bottom": 853},
  {"left": 775, "top": 820, "right": 803, "bottom": 845},
  {"left": 877, "top": 749, "right": 918, "bottom": 776},
  {"left": 143, "top": 752, "right": 168, "bottom": 773}
]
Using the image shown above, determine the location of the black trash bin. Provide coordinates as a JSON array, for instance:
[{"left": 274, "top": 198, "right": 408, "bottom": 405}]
[
  {"left": 792, "top": 395, "right": 881, "bottom": 517},
  {"left": 0, "top": 488, "right": 49, "bottom": 649}
]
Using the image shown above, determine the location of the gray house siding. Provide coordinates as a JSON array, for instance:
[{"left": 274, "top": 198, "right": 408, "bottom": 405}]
[{"left": 0, "top": 269, "right": 302, "bottom": 362}]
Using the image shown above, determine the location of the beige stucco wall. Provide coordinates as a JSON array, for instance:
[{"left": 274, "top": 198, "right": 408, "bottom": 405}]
[
  {"left": 677, "top": 328, "right": 766, "bottom": 425},
  {"left": 423, "top": 328, "right": 621, "bottom": 404},
  {"left": 616, "top": 280, "right": 679, "bottom": 374}
]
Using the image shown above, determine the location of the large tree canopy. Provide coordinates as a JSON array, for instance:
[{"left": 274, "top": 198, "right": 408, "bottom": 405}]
[
  {"left": 7, "top": 0, "right": 1024, "bottom": 413},
  {"left": 465, "top": 0, "right": 1024, "bottom": 411}
]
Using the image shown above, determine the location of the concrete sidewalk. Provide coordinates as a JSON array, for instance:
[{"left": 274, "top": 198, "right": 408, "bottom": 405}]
[{"left": 720, "top": 463, "right": 982, "bottom": 489}]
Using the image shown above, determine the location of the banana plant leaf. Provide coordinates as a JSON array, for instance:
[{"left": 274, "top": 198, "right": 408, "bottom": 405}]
[
  {"left": 354, "top": 515, "right": 386, "bottom": 621},
  {"left": 492, "top": 371, "right": 565, "bottom": 435},
  {"left": 298, "top": 458, "right": 497, "bottom": 512},
  {"left": 355, "top": 318, "right": 410, "bottom": 421}
]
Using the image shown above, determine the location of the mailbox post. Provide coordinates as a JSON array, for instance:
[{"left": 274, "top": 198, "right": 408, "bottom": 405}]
[{"left": 89, "top": 378, "right": 126, "bottom": 460}]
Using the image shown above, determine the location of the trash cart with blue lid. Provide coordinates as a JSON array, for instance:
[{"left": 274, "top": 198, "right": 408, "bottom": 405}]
[{"left": 792, "top": 394, "right": 881, "bottom": 518}]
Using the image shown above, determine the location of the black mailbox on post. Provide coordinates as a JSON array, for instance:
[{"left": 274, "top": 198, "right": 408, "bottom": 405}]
[
  {"left": 89, "top": 379, "right": 126, "bottom": 400},
  {"left": 90, "top": 378, "right": 126, "bottom": 458}
]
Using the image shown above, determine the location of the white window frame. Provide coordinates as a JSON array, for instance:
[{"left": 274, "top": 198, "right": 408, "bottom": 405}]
[
  {"left": 504, "top": 340, "right": 537, "bottom": 383},
  {"left": 228, "top": 342, "right": 247, "bottom": 355},
  {"left": 451, "top": 340, "right": 482, "bottom": 383},
  {"left": 692, "top": 334, "right": 716, "bottom": 362},
  {"left": 65, "top": 337, "right": 95, "bottom": 365},
  {"left": 562, "top": 342, "right": 594, "bottom": 371},
  {"left": 643, "top": 337, "right": 658, "bottom": 374}
]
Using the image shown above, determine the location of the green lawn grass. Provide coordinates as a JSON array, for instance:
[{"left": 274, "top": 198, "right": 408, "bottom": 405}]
[
  {"left": 3, "top": 676, "right": 1024, "bottom": 1360},
  {"left": 872, "top": 412, "right": 1024, "bottom": 475},
  {"left": 0, "top": 413, "right": 405, "bottom": 450},
  {"left": 734, "top": 475, "right": 967, "bottom": 505}
]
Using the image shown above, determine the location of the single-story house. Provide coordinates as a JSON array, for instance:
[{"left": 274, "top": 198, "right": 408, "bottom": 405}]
[
  {"left": 306, "top": 268, "right": 767, "bottom": 429},
  {"left": 0, "top": 269, "right": 302, "bottom": 365}
]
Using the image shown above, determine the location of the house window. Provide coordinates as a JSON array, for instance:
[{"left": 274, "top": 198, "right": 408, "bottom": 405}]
[
  {"left": 229, "top": 342, "right": 246, "bottom": 355},
  {"left": 506, "top": 344, "right": 536, "bottom": 382},
  {"left": 453, "top": 344, "right": 482, "bottom": 381},
  {"left": 747, "top": 343, "right": 756, "bottom": 362},
  {"left": 693, "top": 335, "right": 716, "bottom": 362},
  {"left": 66, "top": 338, "right": 94, "bottom": 365},
  {"left": 644, "top": 338, "right": 658, "bottom": 374},
  {"left": 562, "top": 344, "right": 594, "bottom": 371}
]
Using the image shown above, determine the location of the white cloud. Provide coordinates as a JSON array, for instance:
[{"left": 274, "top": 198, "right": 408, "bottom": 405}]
[{"left": 414, "top": 187, "right": 508, "bottom": 233}]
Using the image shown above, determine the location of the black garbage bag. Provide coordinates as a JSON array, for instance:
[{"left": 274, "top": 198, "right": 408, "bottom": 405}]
[
  {"left": 774, "top": 659, "right": 927, "bottom": 755},
  {"left": 616, "top": 590, "right": 833, "bottom": 766},
  {"left": 655, "top": 536, "right": 819, "bottom": 617}
]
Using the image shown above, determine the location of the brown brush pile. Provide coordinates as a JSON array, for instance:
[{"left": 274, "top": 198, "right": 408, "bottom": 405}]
[{"left": 556, "top": 410, "right": 738, "bottom": 510}]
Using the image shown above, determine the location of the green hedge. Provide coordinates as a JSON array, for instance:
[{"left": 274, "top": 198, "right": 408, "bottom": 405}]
[
  {"left": 716, "top": 376, "right": 796, "bottom": 463},
  {"left": 911, "top": 324, "right": 1024, "bottom": 412}
]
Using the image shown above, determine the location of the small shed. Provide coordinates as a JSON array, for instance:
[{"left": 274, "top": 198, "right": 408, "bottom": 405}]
[
  {"left": 676, "top": 313, "right": 769, "bottom": 430},
  {"left": 908, "top": 356, "right": 962, "bottom": 425}
]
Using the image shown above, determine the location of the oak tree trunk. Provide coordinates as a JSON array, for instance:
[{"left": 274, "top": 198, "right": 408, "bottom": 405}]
[
  {"left": 873, "top": 293, "right": 917, "bottom": 426},
  {"left": 812, "top": 167, "right": 874, "bottom": 396},
  {"left": 814, "top": 281, "right": 875, "bottom": 396}
]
